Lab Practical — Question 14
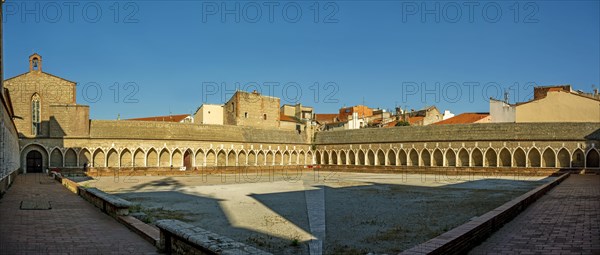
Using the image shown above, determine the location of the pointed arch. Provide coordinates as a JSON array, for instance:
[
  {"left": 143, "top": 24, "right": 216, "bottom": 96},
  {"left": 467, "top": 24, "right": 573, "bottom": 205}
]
[
  {"left": 348, "top": 150, "right": 356, "bottom": 165},
  {"left": 227, "top": 150, "right": 236, "bottom": 166},
  {"left": 421, "top": 149, "right": 431, "bottom": 167},
  {"left": 386, "top": 150, "right": 396, "bottom": 166},
  {"left": 409, "top": 149, "right": 419, "bottom": 166},
  {"left": 147, "top": 148, "right": 158, "bottom": 167},
  {"left": 331, "top": 151, "right": 338, "bottom": 165},
  {"left": 107, "top": 149, "right": 119, "bottom": 168},
  {"left": 398, "top": 149, "right": 407, "bottom": 166},
  {"left": 374, "top": 149, "right": 384, "bottom": 166},
  {"left": 120, "top": 149, "right": 133, "bottom": 168},
  {"left": 358, "top": 150, "right": 366, "bottom": 165},
  {"left": 266, "top": 151, "right": 274, "bottom": 165},
  {"left": 134, "top": 148, "right": 145, "bottom": 167},
  {"left": 298, "top": 151, "right": 305, "bottom": 165},
  {"left": 542, "top": 148, "right": 556, "bottom": 168},
  {"left": 248, "top": 150, "right": 257, "bottom": 166},
  {"left": 183, "top": 149, "right": 193, "bottom": 169},
  {"left": 315, "top": 151, "right": 322, "bottom": 165},
  {"left": 64, "top": 149, "right": 77, "bottom": 167},
  {"left": 339, "top": 150, "right": 347, "bottom": 165},
  {"left": 291, "top": 151, "right": 298, "bottom": 165},
  {"left": 586, "top": 149, "right": 600, "bottom": 168},
  {"left": 256, "top": 150, "right": 265, "bottom": 165},
  {"left": 171, "top": 149, "right": 183, "bottom": 167},
  {"left": 484, "top": 148, "right": 497, "bottom": 167},
  {"left": 283, "top": 151, "right": 290, "bottom": 165},
  {"left": 79, "top": 148, "right": 91, "bottom": 167},
  {"left": 513, "top": 148, "right": 526, "bottom": 167},
  {"left": 92, "top": 149, "right": 104, "bottom": 168},
  {"left": 159, "top": 148, "right": 170, "bottom": 167},
  {"left": 217, "top": 150, "right": 227, "bottom": 166},
  {"left": 499, "top": 148, "right": 511, "bottom": 167},
  {"left": 373, "top": 149, "right": 383, "bottom": 166},
  {"left": 557, "top": 148, "right": 570, "bottom": 168},
  {"left": 50, "top": 148, "right": 63, "bottom": 168},
  {"left": 367, "top": 150, "right": 376, "bottom": 166},
  {"left": 275, "top": 151, "right": 282, "bottom": 165},
  {"left": 322, "top": 151, "right": 330, "bottom": 165},
  {"left": 195, "top": 149, "right": 205, "bottom": 167},
  {"left": 432, "top": 149, "right": 443, "bottom": 167},
  {"left": 471, "top": 148, "right": 483, "bottom": 167},
  {"left": 528, "top": 148, "right": 541, "bottom": 167},
  {"left": 445, "top": 149, "right": 456, "bottom": 167},
  {"left": 457, "top": 148, "right": 469, "bottom": 167},
  {"left": 238, "top": 150, "right": 247, "bottom": 166},
  {"left": 572, "top": 149, "right": 584, "bottom": 168},
  {"left": 31, "top": 93, "right": 41, "bottom": 135}
]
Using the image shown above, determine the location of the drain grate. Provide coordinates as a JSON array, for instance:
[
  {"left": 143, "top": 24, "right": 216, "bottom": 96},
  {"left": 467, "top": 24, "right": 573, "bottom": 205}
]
[{"left": 20, "top": 200, "right": 52, "bottom": 210}]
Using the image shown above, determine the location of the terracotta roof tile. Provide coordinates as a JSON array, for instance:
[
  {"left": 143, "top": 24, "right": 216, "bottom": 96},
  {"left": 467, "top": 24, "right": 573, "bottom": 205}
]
[
  {"left": 433, "top": 113, "right": 489, "bottom": 125},
  {"left": 408, "top": 116, "right": 424, "bottom": 124},
  {"left": 280, "top": 113, "right": 299, "bottom": 122}
]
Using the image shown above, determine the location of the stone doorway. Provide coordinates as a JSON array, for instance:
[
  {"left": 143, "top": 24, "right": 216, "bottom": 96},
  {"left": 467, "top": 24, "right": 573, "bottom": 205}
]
[{"left": 26, "top": 150, "right": 43, "bottom": 173}]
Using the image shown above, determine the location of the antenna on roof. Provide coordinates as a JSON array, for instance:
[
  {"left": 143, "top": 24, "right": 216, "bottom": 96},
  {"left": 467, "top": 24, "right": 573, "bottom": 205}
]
[{"left": 503, "top": 89, "right": 509, "bottom": 104}]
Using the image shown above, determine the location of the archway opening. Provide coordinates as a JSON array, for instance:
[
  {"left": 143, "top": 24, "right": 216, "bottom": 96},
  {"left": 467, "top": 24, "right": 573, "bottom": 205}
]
[
  {"left": 376, "top": 150, "right": 385, "bottom": 166},
  {"left": 542, "top": 148, "right": 556, "bottom": 168},
  {"left": 120, "top": 149, "right": 132, "bottom": 168},
  {"left": 64, "top": 149, "right": 77, "bottom": 168},
  {"left": 586, "top": 150, "right": 600, "bottom": 168},
  {"left": 458, "top": 149, "right": 469, "bottom": 167},
  {"left": 159, "top": 149, "right": 170, "bottom": 167},
  {"left": 50, "top": 149, "right": 63, "bottom": 168},
  {"left": 348, "top": 150, "right": 356, "bottom": 165},
  {"left": 421, "top": 150, "right": 431, "bottom": 167},
  {"left": 26, "top": 150, "right": 43, "bottom": 173},
  {"left": 134, "top": 149, "right": 145, "bottom": 167},
  {"left": 572, "top": 149, "right": 584, "bottom": 168},
  {"left": 340, "top": 151, "right": 347, "bottom": 165},
  {"left": 172, "top": 150, "right": 183, "bottom": 167},
  {"left": 184, "top": 150, "right": 193, "bottom": 170},
  {"left": 432, "top": 149, "right": 443, "bottom": 167},
  {"left": 484, "top": 149, "right": 497, "bottom": 167},
  {"left": 528, "top": 148, "right": 541, "bottom": 167},
  {"left": 499, "top": 148, "right": 511, "bottom": 167},
  {"left": 147, "top": 149, "right": 158, "bottom": 167},
  {"left": 107, "top": 149, "right": 119, "bottom": 168},
  {"left": 513, "top": 148, "right": 526, "bottom": 167},
  {"left": 331, "top": 151, "right": 338, "bottom": 165},
  {"left": 367, "top": 150, "right": 375, "bottom": 166},
  {"left": 472, "top": 149, "right": 483, "bottom": 167},
  {"left": 398, "top": 150, "right": 407, "bottom": 166},
  {"left": 557, "top": 149, "right": 570, "bottom": 168},
  {"left": 387, "top": 150, "right": 396, "bottom": 166},
  {"left": 358, "top": 150, "right": 365, "bottom": 165},
  {"left": 446, "top": 150, "right": 456, "bottom": 167},
  {"left": 409, "top": 150, "right": 419, "bottom": 166}
]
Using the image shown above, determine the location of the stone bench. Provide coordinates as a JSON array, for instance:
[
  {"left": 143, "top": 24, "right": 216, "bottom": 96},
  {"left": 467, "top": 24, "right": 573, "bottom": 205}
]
[
  {"left": 156, "top": 219, "right": 272, "bottom": 255},
  {"left": 80, "top": 187, "right": 132, "bottom": 218}
]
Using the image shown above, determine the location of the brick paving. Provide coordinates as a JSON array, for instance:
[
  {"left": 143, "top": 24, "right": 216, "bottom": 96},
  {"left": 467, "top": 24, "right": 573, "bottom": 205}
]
[
  {"left": 470, "top": 174, "right": 600, "bottom": 255},
  {"left": 0, "top": 174, "right": 159, "bottom": 255}
]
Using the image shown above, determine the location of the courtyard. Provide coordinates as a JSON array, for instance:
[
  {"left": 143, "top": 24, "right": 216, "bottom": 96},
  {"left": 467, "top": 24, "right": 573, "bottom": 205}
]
[{"left": 75, "top": 170, "right": 554, "bottom": 254}]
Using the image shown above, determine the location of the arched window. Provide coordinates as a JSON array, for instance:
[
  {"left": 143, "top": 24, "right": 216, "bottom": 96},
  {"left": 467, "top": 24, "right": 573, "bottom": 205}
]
[
  {"left": 263, "top": 114, "right": 267, "bottom": 120},
  {"left": 31, "top": 94, "right": 41, "bottom": 135},
  {"left": 244, "top": 112, "right": 248, "bottom": 118}
]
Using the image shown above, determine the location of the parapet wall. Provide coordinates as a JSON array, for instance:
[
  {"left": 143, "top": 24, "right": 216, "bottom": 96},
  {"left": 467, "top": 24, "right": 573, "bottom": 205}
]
[
  {"left": 89, "top": 120, "right": 307, "bottom": 144},
  {"left": 315, "top": 123, "right": 600, "bottom": 145}
]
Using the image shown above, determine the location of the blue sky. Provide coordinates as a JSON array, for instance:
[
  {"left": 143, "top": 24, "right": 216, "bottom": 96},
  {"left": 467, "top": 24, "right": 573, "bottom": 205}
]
[{"left": 3, "top": 1, "right": 599, "bottom": 119}]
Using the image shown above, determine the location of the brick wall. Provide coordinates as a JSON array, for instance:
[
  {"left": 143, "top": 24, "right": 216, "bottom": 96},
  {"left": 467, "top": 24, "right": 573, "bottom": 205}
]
[{"left": 224, "top": 91, "right": 280, "bottom": 128}]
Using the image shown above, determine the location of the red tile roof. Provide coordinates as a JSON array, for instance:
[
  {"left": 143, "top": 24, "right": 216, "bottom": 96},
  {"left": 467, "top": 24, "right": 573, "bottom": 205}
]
[
  {"left": 280, "top": 113, "right": 299, "bottom": 122},
  {"left": 433, "top": 113, "right": 489, "bottom": 125},
  {"left": 128, "top": 114, "right": 190, "bottom": 122},
  {"left": 408, "top": 116, "right": 424, "bottom": 125}
]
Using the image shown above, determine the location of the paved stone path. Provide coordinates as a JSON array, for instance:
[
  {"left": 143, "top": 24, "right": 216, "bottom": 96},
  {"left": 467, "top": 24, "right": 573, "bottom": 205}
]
[
  {"left": 0, "top": 174, "right": 159, "bottom": 254},
  {"left": 470, "top": 174, "right": 600, "bottom": 254}
]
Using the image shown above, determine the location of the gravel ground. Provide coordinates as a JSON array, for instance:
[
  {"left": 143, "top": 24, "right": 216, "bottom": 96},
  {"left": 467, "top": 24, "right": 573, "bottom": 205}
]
[{"left": 76, "top": 170, "right": 553, "bottom": 255}]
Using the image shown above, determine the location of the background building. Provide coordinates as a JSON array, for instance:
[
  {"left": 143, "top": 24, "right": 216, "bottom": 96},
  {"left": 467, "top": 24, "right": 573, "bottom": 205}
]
[
  {"left": 223, "top": 90, "right": 280, "bottom": 128},
  {"left": 194, "top": 104, "right": 223, "bottom": 125}
]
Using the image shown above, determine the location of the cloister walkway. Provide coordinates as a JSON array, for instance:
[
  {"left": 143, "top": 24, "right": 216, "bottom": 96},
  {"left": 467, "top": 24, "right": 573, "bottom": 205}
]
[
  {"left": 470, "top": 174, "right": 600, "bottom": 254},
  {"left": 0, "top": 174, "right": 159, "bottom": 254}
]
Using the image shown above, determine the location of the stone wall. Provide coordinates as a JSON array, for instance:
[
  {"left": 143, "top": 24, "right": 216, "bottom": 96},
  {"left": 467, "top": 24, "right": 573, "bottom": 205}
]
[
  {"left": 224, "top": 91, "right": 280, "bottom": 128},
  {"left": 0, "top": 93, "right": 20, "bottom": 195},
  {"left": 315, "top": 123, "right": 600, "bottom": 145},
  {"left": 4, "top": 71, "right": 76, "bottom": 137},
  {"left": 49, "top": 104, "right": 90, "bottom": 138}
]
